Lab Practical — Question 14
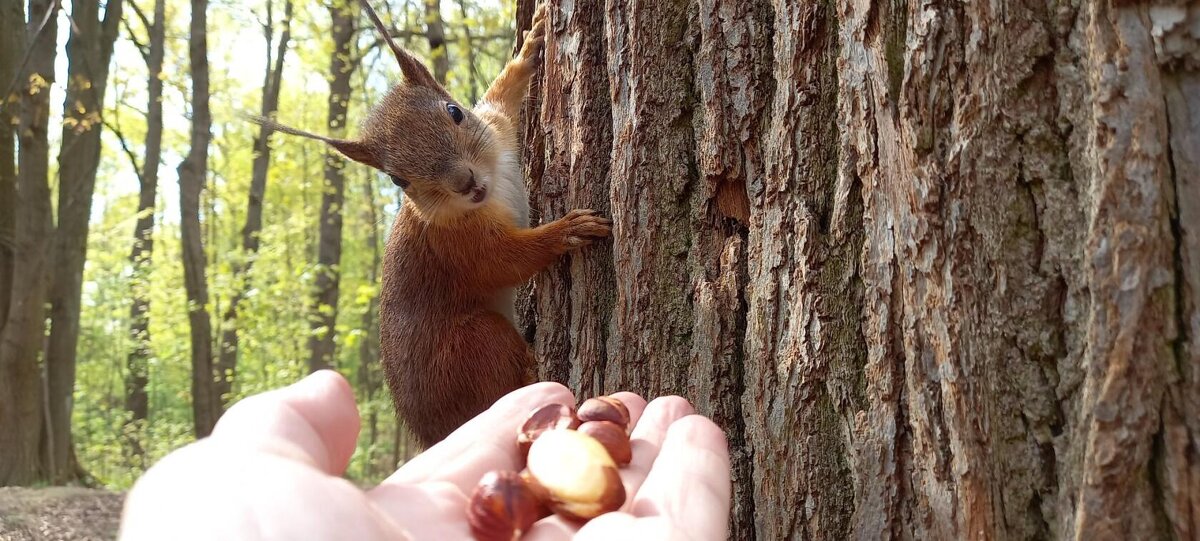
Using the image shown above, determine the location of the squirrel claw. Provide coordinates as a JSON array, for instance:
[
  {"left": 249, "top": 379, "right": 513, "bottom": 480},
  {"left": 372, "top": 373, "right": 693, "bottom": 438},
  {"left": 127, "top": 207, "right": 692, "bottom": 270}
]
[
  {"left": 519, "top": 3, "right": 548, "bottom": 63},
  {"left": 556, "top": 208, "right": 611, "bottom": 253}
]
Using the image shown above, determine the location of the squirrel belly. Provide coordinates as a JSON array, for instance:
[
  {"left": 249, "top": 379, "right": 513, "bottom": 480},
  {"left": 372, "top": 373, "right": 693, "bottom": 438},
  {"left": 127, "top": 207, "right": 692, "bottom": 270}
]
[
  {"left": 379, "top": 187, "right": 538, "bottom": 447},
  {"left": 484, "top": 148, "right": 528, "bottom": 325}
]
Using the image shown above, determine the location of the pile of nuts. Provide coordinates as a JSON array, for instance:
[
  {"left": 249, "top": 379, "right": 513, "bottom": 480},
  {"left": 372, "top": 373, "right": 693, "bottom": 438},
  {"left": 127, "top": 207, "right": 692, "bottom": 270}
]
[{"left": 467, "top": 396, "right": 633, "bottom": 540}]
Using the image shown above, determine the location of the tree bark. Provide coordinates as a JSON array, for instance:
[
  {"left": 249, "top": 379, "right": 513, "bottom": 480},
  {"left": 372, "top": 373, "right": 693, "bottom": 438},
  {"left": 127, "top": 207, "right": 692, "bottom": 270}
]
[
  {"left": 43, "top": 0, "right": 124, "bottom": 484},
  {"left": 0, "top": 0, "right": 20, "bottom": 328},
  {"left": 216, "top": 0, "right": 293, "bottom": 404},
  {"left": 423, "top": 0, "right": 449, "bottom": 85},
  {"left": 306, "top": 0, "right": 356, "bottom": 372},
  {"left": 179, "top": 0, "right": 217, "bottom": 438},
  {"left": 124, "top": 0, "right": 166, "bottom": 466},
  {"left": 0, "top": 0, "right": 50, "bottom": 489},
  {"left": 0, "top": 0, "right": 56, "bottom": 487},
  {"left": 516, "top": 1, "right": 1200, "bottom": 539}
]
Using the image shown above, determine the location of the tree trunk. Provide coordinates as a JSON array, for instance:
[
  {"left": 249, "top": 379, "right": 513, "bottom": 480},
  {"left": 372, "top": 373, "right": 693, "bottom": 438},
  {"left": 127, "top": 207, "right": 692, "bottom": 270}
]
[
  {"left": 179, "top": 0, "right": 217, "bottom": 438},
  {"left": 0, "top": 0, "right": 56, "bottom": 486},
  {"left": 216, "top": 0, "right": 293, "bottom": 404},
  {"left": 454, "top": 0, "right": 478, "bottom": 104},
  {"left": 423, "top": 0, "right": 449, "bottom": 85},
  {"left": 358, "top": 171, "right": 382, "bottom": 469},
  {"left": 44, "top": 0, "right": 124, "bottom": 484},
  {"left": 0, "top": 0, "right": 21, "bottom": 328},
  {"left": 124, "top": 0, "right": 166, "bottom": 466},
  {"left": 306, "top": 0, "right": 356, "bottom": 372},
  {"left": 517, "top": 1, "right": 1200, "bottom": 539}
]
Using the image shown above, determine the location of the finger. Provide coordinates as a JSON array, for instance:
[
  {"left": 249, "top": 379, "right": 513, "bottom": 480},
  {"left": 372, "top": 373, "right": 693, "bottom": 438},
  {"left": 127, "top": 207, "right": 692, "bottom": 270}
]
[
  {"left": 367, "top": 481, "right": 470, "bottom": 540},
  {"left": 210, "top": 369, "right": 361, "bottom": 475},
  {"left": 522, "top": 516, "right": 576, "bottom": 541},
  {"left": 576, "top": 514, "right": 678, "bottom": 541},
  {"left": 619, "top": 396, "right": 695, "bottom": 507},
  {"left": 607, "top": 391, "right": 647, "bottom": 429},
  {"left": 382, "top": 381, "right": 575, "bottom": 493},
  {"left": 630, "top": 415, "right": 731, "bottom": 540}
]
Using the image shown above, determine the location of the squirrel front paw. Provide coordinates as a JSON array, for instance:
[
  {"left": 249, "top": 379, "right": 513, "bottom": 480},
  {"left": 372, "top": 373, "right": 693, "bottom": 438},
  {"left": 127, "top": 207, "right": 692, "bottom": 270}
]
[
  {"left": 518, "top": 3, "right": 548, "bottom": 66},
  {"left": 556, "top": 209, "right": 611, "bottom": 252}
]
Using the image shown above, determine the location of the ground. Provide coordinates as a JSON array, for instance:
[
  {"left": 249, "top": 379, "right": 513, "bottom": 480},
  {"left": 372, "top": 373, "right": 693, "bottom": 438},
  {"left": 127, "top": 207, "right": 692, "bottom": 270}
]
[{"left": 0, "top": 488, "right": 124, "bottom": 541}]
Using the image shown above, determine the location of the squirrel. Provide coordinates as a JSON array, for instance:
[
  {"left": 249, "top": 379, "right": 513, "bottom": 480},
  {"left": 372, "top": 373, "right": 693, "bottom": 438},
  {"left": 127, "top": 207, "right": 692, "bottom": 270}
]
[{"left": 254, "top": 1, "right": 610, "bottom": 447}]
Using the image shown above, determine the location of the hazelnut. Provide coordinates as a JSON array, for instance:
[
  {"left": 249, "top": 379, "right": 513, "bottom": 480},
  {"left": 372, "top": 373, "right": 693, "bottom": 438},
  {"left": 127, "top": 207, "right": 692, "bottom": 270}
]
[
  {"left": 517, "top": 403, "right": 581, "bottom": 456},
  {"left": 577, "top": 421, "right": 632, "bottom": 465},
  {"left": 525, "top": 428, "right": 626, "bottom": 521},
  {"left": 577, "top": 396, "right": 630, "bottom": 431},
  {"left": 467, "top": 470, "right": 545, "bottom": 541}
]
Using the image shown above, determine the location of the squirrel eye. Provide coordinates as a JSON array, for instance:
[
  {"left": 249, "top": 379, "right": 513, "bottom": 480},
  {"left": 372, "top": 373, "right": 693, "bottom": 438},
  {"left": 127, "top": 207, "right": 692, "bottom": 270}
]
[
  {"left": 446, "top": 103, "right": 465, "bottom": 125},
  {"left": 390, "top": 175, "right": 409, "bottom": 188}
]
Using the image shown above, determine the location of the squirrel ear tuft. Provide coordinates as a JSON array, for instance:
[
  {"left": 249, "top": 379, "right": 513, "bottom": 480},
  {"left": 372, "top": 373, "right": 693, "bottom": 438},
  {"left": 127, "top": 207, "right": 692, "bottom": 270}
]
[
  {"left": 327, "top": 139, "right": 378, "bottom": 168},
  {"left": 357, "top": 0, "right": 441, "bottom": 88},
  {"left": 245, "top": 114, "right": 379, "bottom": 169}
]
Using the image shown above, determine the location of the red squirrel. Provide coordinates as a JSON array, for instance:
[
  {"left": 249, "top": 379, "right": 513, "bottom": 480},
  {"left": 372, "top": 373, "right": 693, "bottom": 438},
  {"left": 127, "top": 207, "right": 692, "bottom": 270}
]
[{"left": 255, "top": 2, "right": 610, "bottom": 447}]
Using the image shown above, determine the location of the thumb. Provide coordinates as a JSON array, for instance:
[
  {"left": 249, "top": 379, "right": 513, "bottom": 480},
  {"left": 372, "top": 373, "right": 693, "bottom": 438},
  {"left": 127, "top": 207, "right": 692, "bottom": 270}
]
[{"left": 212, "top": 369, "right": 362, "bottom": 475}]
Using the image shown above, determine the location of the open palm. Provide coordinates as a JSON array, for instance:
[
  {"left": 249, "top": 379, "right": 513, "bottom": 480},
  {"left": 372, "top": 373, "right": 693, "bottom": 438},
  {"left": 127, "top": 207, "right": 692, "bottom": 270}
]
[{"left": 120, "top": 371, "right": 731, "bottom": 540}]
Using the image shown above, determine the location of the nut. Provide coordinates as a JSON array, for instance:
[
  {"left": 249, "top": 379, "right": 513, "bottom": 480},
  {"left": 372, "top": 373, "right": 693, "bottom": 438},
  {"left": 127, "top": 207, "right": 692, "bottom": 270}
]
[
  {"left": 577, "top": 421, "right": 632, "bottom": 465},
  {"left": 525, "top": 428, "right": 626, "bottom": 521},
  {"left": 577, "top": 396, "right": 630, "bottom": 431},
  {"left": 517, "top": 403, "right": 581, "bottom": 456},
  {"left": 467, "top": 470, "right": 545, "bottom": 541}
]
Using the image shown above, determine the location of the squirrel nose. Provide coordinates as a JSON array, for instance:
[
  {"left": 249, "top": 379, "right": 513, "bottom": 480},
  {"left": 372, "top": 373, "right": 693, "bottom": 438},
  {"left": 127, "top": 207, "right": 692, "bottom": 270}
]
[{"left": 456, "top": 169, "right": 477, "bottom": 194}]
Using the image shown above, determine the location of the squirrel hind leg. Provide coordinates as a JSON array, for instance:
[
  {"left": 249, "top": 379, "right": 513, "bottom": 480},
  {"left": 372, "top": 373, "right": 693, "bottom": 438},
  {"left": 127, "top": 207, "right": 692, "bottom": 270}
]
[{"left": 397, "top": 310, "right": 534, "bottom": 448}]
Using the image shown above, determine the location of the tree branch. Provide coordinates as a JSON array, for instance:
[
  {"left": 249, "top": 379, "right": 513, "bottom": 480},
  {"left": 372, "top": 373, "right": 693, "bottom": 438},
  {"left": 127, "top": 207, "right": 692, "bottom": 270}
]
[
  {"left": 102, "top": 118, "right": 145, "bottom": 187},
  {"left": 126, "top": 0, "right": 152, "bottom": 36},
  {"left": 122, "top": 16, "right": 150, "bottom": 61}
]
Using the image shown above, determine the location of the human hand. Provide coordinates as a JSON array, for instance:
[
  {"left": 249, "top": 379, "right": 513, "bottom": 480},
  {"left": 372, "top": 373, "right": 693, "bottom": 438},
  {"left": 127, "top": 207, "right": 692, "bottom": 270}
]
[{"left": 120, "top": 371, "right": 731, "bottom": 540}]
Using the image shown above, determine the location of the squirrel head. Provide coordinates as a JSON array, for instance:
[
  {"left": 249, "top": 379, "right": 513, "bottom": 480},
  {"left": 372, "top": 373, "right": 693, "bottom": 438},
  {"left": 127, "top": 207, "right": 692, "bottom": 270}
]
[{"left": 252, "top": 0, "right": 500, "bottom": 222}]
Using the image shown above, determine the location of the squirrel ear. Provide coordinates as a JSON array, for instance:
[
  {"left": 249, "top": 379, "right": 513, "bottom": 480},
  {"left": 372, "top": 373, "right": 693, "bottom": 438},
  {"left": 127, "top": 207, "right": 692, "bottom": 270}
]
[
  {"left": 327, "top": 139, "right": 378, "bottom": 168},
  {"left": 358, "top": 0, "right": 441, "bottom": 88}
]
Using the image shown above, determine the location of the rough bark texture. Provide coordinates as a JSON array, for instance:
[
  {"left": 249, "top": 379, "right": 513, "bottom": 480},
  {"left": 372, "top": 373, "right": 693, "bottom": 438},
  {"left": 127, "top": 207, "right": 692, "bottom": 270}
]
[
  {"left": 44, "top": 0, "right": 124, "bottom": 483},
  {"left": 306, "top": 1, "right": 356, "bottom": 372},
  {"left": 516, "top": 0, "right": 1200, "bottom": 538},
  {"left": 179, "top": 0, "right": 217, "bottom": 438},
  {"left": 217, "top": 0, "right": 293, "bottom": 403},
  {"left": 0, "top": 0, "right": 56, "bottom": 486},
  {"left": 124, "top": 0, "right": 166, "bottom": 464}
]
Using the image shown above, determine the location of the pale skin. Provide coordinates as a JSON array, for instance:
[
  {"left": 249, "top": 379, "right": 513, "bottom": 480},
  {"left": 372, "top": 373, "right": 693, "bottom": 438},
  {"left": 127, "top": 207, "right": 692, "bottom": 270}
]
[{"left": 119, "top": 371, "right": 732, "bottom": 540}]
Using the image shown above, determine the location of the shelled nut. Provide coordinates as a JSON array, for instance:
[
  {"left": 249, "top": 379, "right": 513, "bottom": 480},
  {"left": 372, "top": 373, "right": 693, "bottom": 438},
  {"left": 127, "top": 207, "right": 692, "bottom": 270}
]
[
  {"left": 524, "top": 428, "right": 626, "bottom": 521},
  {"left": 467, "top": 470, "right": 545, "bottom": 541},
  {"left": 517, "top": 403, "right": 581, "bottom": 456},
  {"left": 576, "top": 396, "right": 630, "bottom": 431},
  {"left": 577, "top": 421, "right": 632, "bottom": 465}
]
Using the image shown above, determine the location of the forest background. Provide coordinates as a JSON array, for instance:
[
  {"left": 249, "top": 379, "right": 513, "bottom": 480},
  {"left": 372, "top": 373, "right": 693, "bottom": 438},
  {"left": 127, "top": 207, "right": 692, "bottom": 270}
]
[{"left": 0, "top": 0, "right": 512, "bottom": 488}]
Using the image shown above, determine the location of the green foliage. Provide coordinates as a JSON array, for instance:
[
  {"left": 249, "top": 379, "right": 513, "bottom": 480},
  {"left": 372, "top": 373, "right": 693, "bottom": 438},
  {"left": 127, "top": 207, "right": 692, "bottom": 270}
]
[{"left": 73, "top": 0, "right": 515, "bottom": 489}]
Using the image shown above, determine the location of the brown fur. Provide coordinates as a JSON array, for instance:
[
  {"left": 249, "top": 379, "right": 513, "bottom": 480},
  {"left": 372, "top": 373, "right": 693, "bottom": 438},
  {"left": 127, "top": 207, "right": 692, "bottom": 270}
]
[{"left": 252, "top": 2, "right": 609, "bottom": 447}]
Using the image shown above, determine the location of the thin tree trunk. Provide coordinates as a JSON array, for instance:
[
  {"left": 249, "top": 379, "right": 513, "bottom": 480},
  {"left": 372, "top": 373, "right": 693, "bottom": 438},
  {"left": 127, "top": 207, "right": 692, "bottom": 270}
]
[
  {"left": 517, "top": 0, "right": 1200, "bottom": 539},
  {"left": 454, "top": 0, "right": 478, "bottom": 104},
  {"left": 306, "top": 0, "right": 356, "bottom": 373},
  {"left": 124, "top": 0, "right": 166, "bottom": 466},
  {"left": 44, "top": 0, "right": 125, "bottom": 484},
  {"left": 179, "top": 0, "right": 217, "bottom": 438},
  {"left": 216, "top": 0, "right": 293, "bottom": 404},
  {"left": 358, "top": 171, "right": 382, "bottom": 470},
  {"left": 423, "top": 0, "right": 448, "bottom": 85},
  {"left": 0, "top": 0, "right": 53, "bottom": 487}
]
